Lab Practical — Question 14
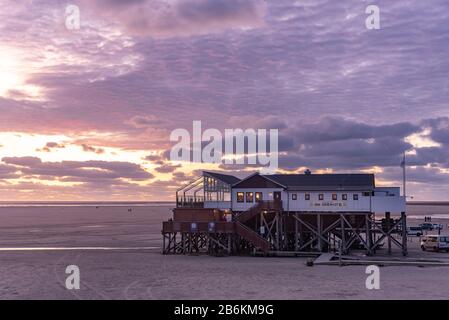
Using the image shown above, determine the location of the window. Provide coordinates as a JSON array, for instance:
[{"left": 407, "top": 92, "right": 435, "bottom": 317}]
[
  {"left": 237, "top": 192, "right": 244, "bottom": 203},
  {"left": 332, "top": 194, "right": 337, "bottom": 201},
  {"left": 342, "top": 194, "right": 348, "bottom": 201},
  {"left": 353, "top": 194, "right": 359, "bottom": 201},
  {"left": 274, "top": 192, "right": 281, "bottom": 201},
  {"left": 305, "top": 194, "right": 310, "bottom": 201},
  {"left": 363, "top": 191, "right": 372, "bottom": 197},
  {"left": 255, "top": 192, "right": 263, "bottom": 202},
  {"left": 319, "top": 194, "right": 324, "bottom": 201},
  {"left": 246, "top": 192, "right": 254, "bottom": 203},
  {"left": 292, "top": 193, "right": 297, "bottom": 200}
]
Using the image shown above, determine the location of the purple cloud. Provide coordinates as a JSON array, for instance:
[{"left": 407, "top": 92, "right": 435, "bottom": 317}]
[
  {"left": 81, "top": 0, "right": 266, "bottom": 38},
  {"left": 2, "top": 157, "right": 153, "bottom": 182}
]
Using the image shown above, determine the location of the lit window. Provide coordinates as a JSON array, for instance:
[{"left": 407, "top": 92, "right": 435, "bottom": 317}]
[
  {"left": 332, "top": 194, "right": 337, "bottom": 201},
  {"left": 237, "top": 192, "right": 244, "bottom": 203},
  {"left": 292, "top": 193, "right": 297, "bottom": 200},
  {"left": 305, "top": 194, "right": 310, "bottom": 201},
  {"left": 255, "top": 192, "right": 263, "bottom": 202},
  {"left": 319, "top": 194, "right": 324, "bottom": 201},
  {"left": 246, "top": 192, "right": 254, "bottom": 203},
  {"left": 342, "top": 194, "right": 348, "bottom": 201}
]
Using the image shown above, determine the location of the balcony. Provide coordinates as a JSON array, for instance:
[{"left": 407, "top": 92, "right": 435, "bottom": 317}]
[{"left": 176, "top": 195, "right": 204, "bottom": 208}]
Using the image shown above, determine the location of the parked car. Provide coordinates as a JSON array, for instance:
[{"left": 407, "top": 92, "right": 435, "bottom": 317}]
[
  {"left": 432, "top": 223, "right": 444, "bottom": 230},
  {"left": 421, "top": 235, "right": 449, "bottom": 252},
  {"left": 419, "top": 223, "right": 434, "bottom": 231},
  {"left": 407, "top": 226, "right": 423, "bottom": 236}
]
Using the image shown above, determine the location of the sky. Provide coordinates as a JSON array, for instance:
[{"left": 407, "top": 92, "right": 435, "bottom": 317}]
[{"left": 0, "top": 0, "right": 448, "bottom": 201}]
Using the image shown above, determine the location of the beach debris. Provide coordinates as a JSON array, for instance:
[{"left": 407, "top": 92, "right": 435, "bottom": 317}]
[{"left": 306, "top": 258, "right": 314, "bottom": 267}]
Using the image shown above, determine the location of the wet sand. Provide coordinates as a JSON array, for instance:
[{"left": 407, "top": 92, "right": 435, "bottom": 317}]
[{"left": 0, "top": 205, "right": 449, "bottom": 300}]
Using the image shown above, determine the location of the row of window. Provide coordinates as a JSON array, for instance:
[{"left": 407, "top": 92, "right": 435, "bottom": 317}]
[
  {"left": 236, "top": 192, "right": 262, "bottom": 203},
  {"left": 236, "top": 192, "right": 365, "bottom": 203},
  {"left": 292, "top": 193, "right": 358, "bottom": 201}
]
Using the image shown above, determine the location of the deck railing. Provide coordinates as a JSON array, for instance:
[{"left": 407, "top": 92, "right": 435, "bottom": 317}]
[
  {"left": 176, "top": 195, "right": 204, "bottom": 208},
  {"left": 162, "top": 221, "right": 235, "bottom": 233}
]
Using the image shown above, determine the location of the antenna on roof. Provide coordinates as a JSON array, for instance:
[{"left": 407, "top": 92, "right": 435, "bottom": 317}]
[{"left": 304, "top": 169, "right": 312, "bottom": 175}]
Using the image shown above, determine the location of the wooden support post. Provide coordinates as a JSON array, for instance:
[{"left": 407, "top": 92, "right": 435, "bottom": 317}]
[
  {"left": 317, "top": 213, "right": 322, "bottom": 252},
  {"left": 386, "top": 212, "right": 391, "bottom": 254},
  {"left": 401, "top": 212, "right": 407, "bottom": 256},
  {"left": 282, "top": 213, "right": 286, "bottom": 250},
  {"left": 180, "top": 233, "right": 184, "bottom": 254},
  {"left": 187, "top": 233, "right": 191, "bottom": 253},
  {"left": 340, "top": 215, "right": 345, "bottom": 254},
  {"left": 276, "top": 212, "right": 280, "bottom": 250},
  {"left": 365, "top": 214, "right": 372, "bottom": 256},
  {"left": 295, "top": 212, "right": 299, "bottom": 251}
]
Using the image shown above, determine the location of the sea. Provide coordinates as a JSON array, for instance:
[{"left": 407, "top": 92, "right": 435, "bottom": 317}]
[
  {"left": 0, "top": 201, "right": 448, "bottom": 220},
  {"left": 0, "top": 201, "right": 174, "bottom": 207}
]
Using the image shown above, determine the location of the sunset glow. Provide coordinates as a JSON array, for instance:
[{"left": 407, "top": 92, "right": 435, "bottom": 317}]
[{"left": 1, "top": 0, "right": 449, "bottom": 201}]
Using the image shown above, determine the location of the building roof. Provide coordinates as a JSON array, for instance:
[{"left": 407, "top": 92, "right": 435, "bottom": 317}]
[
  {"left": 232, "top": 172, "right": 286, "bottom": 189},
  {"left": 264, "top": 174, "right": 375, "bottom": 191},
  {"left": 203, "top": 171, "right": 241, "bottom": 185}
]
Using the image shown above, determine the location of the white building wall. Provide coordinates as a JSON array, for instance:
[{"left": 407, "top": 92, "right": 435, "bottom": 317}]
[
  {"left": 231, "top": 188, "right": 405, "bottom": 213},
  {"left": 371, "top": 196, "right": 406, "bottom": 213},
  {"left": 286, "top": 192, "right": 371, "bottom": 212}
]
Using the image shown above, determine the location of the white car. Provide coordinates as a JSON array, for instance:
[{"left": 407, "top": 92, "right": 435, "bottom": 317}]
[
  {"left": 421, "top": 235, "right": 449, "bottom": 252},
  {"left": 407, "top": 226, "right": 423, "bottom": 236}
]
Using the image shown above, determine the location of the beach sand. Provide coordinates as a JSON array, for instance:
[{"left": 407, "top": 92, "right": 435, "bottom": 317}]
[{"left": 0, "top": 205, "right": 449, "bottom": 300}]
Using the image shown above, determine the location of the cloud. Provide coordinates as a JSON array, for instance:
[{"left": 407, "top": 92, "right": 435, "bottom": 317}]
[
  {"left": 81, "top": 144, "right": 105, "bottom": 154},
  {"left": 127, "top": 115, "right": 162, "bottom": 128},
  {"left": 1, "top": 0, "right": 449, "bottom": 200},
  {"left": 2, "top": 156, "right": 42, "bottom": 167},
  {"left": 422, "top": 117, "right": 449, "bottom": 145},
  {"left": 381, "top": 166, "right": 449, "bottom": 189},
  {"left": 0, "top": 163, "right": 20, "bottom": 179},
  {"left": 2, "top": 157, "right": 153, "bottom": 182},
  {"left": 81, "top": 0, "right": 267, "bottom": 38},
  {"left": 36, "top": 141, "right": 66, "bottom": 152},
  {"left": 291, "top": 117, "right": 419, "bottom": 144},
  {"left": 155, "top": 163, "right": 181, "bottom": 173},
  {"left": 144, "top": 154, "right": 162, "bottom": 161},
  {"left": 143, "top": 154, "right": 165, "bottom": 165}
]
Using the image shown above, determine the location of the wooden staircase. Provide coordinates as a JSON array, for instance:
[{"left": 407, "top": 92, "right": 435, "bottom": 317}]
[
  {"left": 236, "top": 200, "right": 282, "bottom": 223},
  {"left": 233, "top": 200, "right": 282, "bottom": 253},
  {"left": 235, "top": 222, "right": 270, "bottom": 253}
]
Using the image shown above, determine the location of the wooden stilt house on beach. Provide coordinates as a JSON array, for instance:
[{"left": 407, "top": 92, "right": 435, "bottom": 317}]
[{"left": 162, "top": 170, "right": 407, "bottom": 256}]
